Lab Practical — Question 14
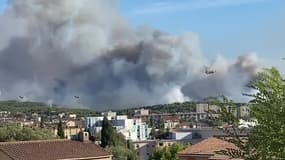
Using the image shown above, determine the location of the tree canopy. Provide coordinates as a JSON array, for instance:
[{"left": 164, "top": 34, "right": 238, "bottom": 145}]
[
  {"left": 57, "top": 119, "right": 65, "bottom": 139},
  {"left": 149, "top": 143, "right": 186, "bottom": 160},
  {"left": 0, "top": 123, "right": 55, "bottom": 142},
  {"left": 211, "top": 68, "right": 285, "bottom": 159},
  {"left": 100, "top": 116, "right": 139, "bottom": 160}
]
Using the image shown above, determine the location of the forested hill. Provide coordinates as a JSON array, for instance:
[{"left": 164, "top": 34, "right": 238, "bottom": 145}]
[
  {"left": 0, "top": 100, "right": 99, "bottom": 117},
  {"left": 114, "top": 102, "right": 196, "bottom": 115},
  {"left": 0, "top": 100, "right": 198, "bottom": 117}
]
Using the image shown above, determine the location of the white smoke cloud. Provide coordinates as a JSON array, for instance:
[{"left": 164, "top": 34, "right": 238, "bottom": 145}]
[{"left": 0, "top": 0, "right": 261, "bottom": 109}]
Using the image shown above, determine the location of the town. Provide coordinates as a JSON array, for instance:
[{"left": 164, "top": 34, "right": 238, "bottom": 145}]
[{"left": 0, "top": 100, "right": 255, "bottom": 160}]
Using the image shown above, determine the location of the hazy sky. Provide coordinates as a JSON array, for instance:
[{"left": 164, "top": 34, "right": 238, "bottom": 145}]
[
  {"left": 120, "top": 0, "right": 285, "bottom": 73},
  {"left": 0, "top": 0, "right": 284, "bottom": 72},
  {"left": 0, "top": 0, "right": 283, "bottom": 107}
]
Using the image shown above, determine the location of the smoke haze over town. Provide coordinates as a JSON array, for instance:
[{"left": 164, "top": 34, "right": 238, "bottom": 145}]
[{"left": 0, "top": 0, "right": 282, "bottom": 109}]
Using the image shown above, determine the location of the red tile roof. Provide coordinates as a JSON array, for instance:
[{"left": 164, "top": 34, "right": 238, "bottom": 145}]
[
  {"left": 179, "top": 137, "right": 237, "bottom": 155},
  {"left": 0, "top": 139, "right": 111, "bottom": 160}
]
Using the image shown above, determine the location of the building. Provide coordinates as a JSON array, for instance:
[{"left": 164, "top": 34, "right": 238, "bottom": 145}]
[
  {"left": 53, "top": 127, "right": 85, "bottom": 140},
  {"left": 85, "top": 115, "right": 150, "bottom": 141},
  {"left": 0, "top": 132, "right": 112, "bottom": 160},
  {"left": 69, "top": 114, "right": 77, "bottom": 119},
  {"left": 134, "top": 108, "right": 150, "bottom": 116},
  {"left": 101, "top": 111, "right": 117, "bottom": 119},
  {"left": 178, "top": 137, "right": 238, "bottom": 160},
  {"left": 170, "top": 131, "right": 192, "bottom": 140},
  {"left": 134, "top": 139, "right": 193, "bottom": 160},
  {"left": 163, "top": 116, "right": 180, "bottom": 129}
]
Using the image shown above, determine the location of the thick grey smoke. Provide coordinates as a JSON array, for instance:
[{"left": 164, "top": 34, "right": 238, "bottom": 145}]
[{"left": 0, "top": 0, "right": 261, "bottom": 109}]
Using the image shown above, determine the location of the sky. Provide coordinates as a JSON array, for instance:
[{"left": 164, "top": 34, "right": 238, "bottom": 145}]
[
  {"left": 0, "top": 0, "right": 284, "bottom": 70},
  {"left": 120, "top": 0, "right": 285, "bottom": 73},
  {"left": 0, "top": 0, "right": 283, "bottom": 107}
]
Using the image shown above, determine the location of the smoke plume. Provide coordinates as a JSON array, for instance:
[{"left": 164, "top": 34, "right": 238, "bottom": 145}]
[{"left": 0, "top": 0, "right": 261, "bottom": 109}]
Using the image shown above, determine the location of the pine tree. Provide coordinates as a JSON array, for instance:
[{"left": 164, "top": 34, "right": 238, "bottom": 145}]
[{"left": 57, "top": 119, "right": 65, "bottom": 139}]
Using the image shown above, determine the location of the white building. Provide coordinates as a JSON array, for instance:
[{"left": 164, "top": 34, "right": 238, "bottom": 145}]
[
  {"left": 69, "top": 114, "right": 77, "bottom": 119},
  {"left": 101, "top": 111, "right": 117, "bottom": 119},
  {"left": 85, "top": 114, "right": 150, "bottom": 141},
  {"left": 134, "top": 109, "right": 149, "bottom": 116},
  {"left": 170, "top": 131, "right": 192, "bottom": 140}
]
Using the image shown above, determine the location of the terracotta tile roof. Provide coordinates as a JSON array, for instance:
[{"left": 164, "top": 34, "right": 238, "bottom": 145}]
[
  {"left": 0, "top": 139, "right": 111, "bottom": 160},
  {"left": 179, "top": 137, "right": 237, "bottom": 155}
]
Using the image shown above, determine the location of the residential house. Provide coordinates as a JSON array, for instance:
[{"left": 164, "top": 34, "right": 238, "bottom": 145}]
[
  {"left": 163, "top": 116, "right": 180, "bottom": 129},
  {"left": 178, "top": 137, "right": 238, "bottom": 160},
  {"left": 0, "top": 132, "right": 112, "bottom": 160}
]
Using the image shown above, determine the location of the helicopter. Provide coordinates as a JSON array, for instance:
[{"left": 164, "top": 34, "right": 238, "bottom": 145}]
[{"left": 204, "top": 66, "right": 216, "bottom": 75}]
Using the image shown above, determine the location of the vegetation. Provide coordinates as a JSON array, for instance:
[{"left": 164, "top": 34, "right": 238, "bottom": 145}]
[
  {"left": 57, "top": 119, "right": 65, "bottom": 139},
  {"left": 101, "top": 116, "right": 139, "bottom": 160},
  {"left": 149, "top": 143, "right": 186, "bottom": 160},
  {"left": 115, "top": 102, "right": 196, "bottom": 116},
  {"left": 0, "top": 100, "right": 99, "bottom": 117},
  {"left": 211, "top": 68, "right": 285, "bottom": 159},
  {"left": 0, "top": 123, "right": 55, "bottom": 142}
]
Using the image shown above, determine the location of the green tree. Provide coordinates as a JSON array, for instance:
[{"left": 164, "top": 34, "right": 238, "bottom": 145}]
[
  {"left": 57, "top": 119, "right": 65, "bottom": 139},
  {"left": 101, "top": 116, "right": 115, "bottom": 148},
  {"left": 40, "top": 116, "right": 45, "bottom": 128},
  {"left": 211, "top": 68, "right": 285, "bottom": 159},
  {"left": 100, "top": 116, "right": 138, "bottom": 160},
  {"left": 0, "top": 123, "right": 55, "bottom": 142},
  {"left": 149, "top": 144, "right": 185, "bottom": 160}
]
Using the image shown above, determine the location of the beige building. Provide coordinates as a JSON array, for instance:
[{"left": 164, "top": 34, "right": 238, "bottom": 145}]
[
  {"left": 163, "top": 116, "right": 180, "bottom": 129},
  {"left": 54, "top": 127, "right": 84, "bottom": 140},
  {"left": 0, "top": 132, "right": 112, "bottom": 160}
]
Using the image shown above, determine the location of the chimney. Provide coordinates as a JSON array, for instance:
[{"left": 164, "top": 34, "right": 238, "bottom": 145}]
[{"left": 79, "top": 131, "right": 89, "bottom": 142}]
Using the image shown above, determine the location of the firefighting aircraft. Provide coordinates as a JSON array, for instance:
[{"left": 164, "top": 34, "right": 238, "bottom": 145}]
[{"left": 205, "top": 66, "right": 216, "bottom": 75}]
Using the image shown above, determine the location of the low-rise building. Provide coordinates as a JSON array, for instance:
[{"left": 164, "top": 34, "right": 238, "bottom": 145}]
[
  {"left": 0, "top": 132, "right": 112, "bottom": 160},
  {"left": 170, "top": 131, "right": 192, "bottom": 140},
  {"left": 178, "top": 137, "right": 238, "bottom": 160},
  {"left": 163, "top": 116, "right": 180, "bottom": 129},
  {"left": 85, "top": 115, "right": 150, "bottom": 141}
]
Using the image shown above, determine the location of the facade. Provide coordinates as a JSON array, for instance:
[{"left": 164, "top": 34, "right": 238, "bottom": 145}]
[
  {"left": 178, "top": 137, "right": 238, "bottom": 160},
  {"left": 53, "top": 127, "right": 84, "bottom": 140},
  {"left": 134, "top": 108, "right": 150, "bottom": 116},
  {"left": 85, "top": 115, "right": 150, "bottom": 141},
  {"left": 163, "top": 116, "right": 180, "bottom": 129},
  {"left": 170, "top": 131, "right": 192, "bottom": 140},
  {"left": 0, "top": 133, "right": 112, "bottom": 160},
  {"left": 101, "top": 111, "right": 117, "bottom": 119}
]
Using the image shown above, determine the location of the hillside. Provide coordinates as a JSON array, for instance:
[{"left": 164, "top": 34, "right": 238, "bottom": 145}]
[{"left": 0, "top": 100, "right": 99, "bottom": 117}]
